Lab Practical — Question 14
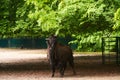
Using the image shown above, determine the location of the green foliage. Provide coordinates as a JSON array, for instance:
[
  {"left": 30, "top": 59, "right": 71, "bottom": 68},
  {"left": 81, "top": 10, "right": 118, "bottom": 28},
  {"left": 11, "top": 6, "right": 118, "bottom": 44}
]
[
  {"left": 0, "top": 0, "right": 120, "bottom": 51},
  {"left": 70, "top": 31, "right": 102, "bottom": 51},
  {"left": 113, "top": 8, "right": 120, "bottom": 30},
  {"left": 0, "top": 0, "right": 9, "bottom": 37}
]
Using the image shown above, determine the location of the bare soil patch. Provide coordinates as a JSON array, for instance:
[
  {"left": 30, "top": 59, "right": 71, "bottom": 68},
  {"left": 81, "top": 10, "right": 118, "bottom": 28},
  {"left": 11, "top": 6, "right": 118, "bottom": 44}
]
[{"left": 0, "top": 48, "right": 120, "bottom": 80}]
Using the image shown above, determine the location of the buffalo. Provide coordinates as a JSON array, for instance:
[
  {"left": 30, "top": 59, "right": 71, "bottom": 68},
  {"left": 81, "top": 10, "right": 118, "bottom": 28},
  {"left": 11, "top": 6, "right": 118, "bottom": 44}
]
[{"left": 46, "top": 35, "right": 76, "bottom": 77}]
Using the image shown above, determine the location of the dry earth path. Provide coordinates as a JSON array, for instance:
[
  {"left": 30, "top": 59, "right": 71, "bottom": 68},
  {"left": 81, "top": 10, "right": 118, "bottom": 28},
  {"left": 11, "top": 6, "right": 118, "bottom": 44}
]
[{"left": 0, "top": 48, "right": 120, "bottom": 80}]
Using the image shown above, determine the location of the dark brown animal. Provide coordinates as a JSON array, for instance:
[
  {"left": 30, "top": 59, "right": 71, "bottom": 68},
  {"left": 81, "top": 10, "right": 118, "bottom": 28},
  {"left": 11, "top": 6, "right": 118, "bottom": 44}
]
[{"left": 46, "top": 35, "right": 76, "bottom": 77}]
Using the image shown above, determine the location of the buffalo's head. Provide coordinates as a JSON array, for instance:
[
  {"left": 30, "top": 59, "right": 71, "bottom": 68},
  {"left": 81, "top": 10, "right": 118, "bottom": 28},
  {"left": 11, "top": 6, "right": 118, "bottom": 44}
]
[
  {"left": 46, "top": 35, "right": 57, "bottom": 49},
  {"left": 46, "top": 35, "right": 57, "bottom": 64}
]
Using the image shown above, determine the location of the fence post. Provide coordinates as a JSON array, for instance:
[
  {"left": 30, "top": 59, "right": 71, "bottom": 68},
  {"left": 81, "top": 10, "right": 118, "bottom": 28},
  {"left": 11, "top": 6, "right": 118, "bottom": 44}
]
[
  {"left": 116, "top": 37, "right": 119, "bottom": 65},
  {"left": 32, "top": 38, "right": 35, "bottom": 48},
  {"left": 102, "top": 37, "right": 105, "bottom": 64},
  {"left": 8, "top": 39, "right": 11, "bottom": 48}
]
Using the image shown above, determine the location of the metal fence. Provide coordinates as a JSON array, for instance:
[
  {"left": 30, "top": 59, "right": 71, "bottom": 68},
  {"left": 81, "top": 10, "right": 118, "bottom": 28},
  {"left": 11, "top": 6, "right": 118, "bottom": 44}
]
[
  {"left": 0, "top": 37, "right": 77, "bottom": 49},
  {"left": 0, "top": 38, "right": 46, "bottom": 49},
  {"left": 102, "top": 37, "right": 120, "bottom": 65}
]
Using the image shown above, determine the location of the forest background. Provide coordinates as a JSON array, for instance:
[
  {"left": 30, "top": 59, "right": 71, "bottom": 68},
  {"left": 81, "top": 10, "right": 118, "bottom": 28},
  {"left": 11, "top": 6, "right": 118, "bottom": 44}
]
[{"left": 0, "top": 0, "right": 120, "bottom": 51}]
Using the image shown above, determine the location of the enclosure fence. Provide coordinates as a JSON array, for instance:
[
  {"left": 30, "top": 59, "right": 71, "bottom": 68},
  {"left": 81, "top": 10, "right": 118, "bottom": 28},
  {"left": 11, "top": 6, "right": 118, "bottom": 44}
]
[
  {"left": 102, "top": 37, "right": 120, "bottom": 65},
  {"left": 0, "top": 37, "right": 77, "bottom": 49}
]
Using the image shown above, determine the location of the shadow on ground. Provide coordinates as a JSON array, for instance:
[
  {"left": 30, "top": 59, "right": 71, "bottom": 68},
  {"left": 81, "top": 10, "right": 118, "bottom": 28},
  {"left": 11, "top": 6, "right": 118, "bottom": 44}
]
[{"left": 0, "top": 55, "right": 120, "bottom": 78}]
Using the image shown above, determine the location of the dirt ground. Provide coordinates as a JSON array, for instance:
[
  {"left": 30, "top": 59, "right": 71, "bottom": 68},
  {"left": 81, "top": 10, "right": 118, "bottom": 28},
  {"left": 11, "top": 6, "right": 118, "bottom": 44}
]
[{"left": 0, "top": 48, "right": 120, "bottom": 80}]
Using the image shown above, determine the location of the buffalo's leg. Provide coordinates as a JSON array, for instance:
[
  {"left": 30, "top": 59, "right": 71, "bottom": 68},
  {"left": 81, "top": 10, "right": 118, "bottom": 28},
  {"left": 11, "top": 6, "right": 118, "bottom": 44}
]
[
  {"left": 59, "top": 63, "right": 63, "bottom": 77},
  {"left": 59, "top": 62, "right": 66, "bottom": 77},
  {"left": 51, "top": 68, "right": 55, "bottom": 77},
  {"left": 62, "top": 62, "right": 67, "bottom": 75},
  {"left": 51, "top": 64, "right": 55, "bottom": 77},
  {"left": 59, "top": 67, "right": 63, "bottom": 77},
  {"left": 69, "top": 60, "right": 76, "bottom": 75}
]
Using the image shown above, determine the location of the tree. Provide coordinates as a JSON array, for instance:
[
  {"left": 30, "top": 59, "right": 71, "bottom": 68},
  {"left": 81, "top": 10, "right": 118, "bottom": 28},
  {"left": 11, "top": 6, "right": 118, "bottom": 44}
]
[
  {"left": 27, "top": 0, "right": 119, "bottom": 51},
  {"left": 113, "top": 8, "right": 120, "bottom": 31},
  {"left": 0, "top": 0, "right": 120, "bottom": 51},
  {"left": 0, "top": 0, "right": 9, "bottom": 38},
  {"left": 0, "top": 0, "right": 24, "bottom": 38}
]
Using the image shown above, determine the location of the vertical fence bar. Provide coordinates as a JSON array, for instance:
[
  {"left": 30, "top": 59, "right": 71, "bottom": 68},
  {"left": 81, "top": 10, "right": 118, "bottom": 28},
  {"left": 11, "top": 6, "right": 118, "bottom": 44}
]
[
  {"left": 118, "top": 37, "right": 120, "bottom": 65},
  {"left": 102, "top": 37, "right": 105, "bottom": 64},
  {"left": 8, "top": 39, "right": 11, "bottom": 48},
  {"left": 116, "top": 37, "right": 119, "bottom": 65},
  {"left": 108, "top": 38, "right": 111, "bottom": 63}
]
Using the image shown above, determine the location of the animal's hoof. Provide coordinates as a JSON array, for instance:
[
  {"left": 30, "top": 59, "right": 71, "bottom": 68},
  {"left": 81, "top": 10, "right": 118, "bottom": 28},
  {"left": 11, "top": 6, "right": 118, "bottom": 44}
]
[
  {"left": 51, "top": 74, "right": 54, "bottom": 77},
  {"left": 60, "top": 73, "right": 64, "bottom": 77},
  {"left": 60, "top": 75, "right": 63, "bottom": 77},
  {"left": 73, "top": 72, "right": 76, "bottom": 75}
]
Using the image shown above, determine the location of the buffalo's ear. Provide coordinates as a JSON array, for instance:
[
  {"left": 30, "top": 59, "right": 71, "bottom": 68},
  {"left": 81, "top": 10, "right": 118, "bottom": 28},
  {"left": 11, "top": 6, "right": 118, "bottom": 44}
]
[
  {"left": 54, "top": 35, "right": 57, "bottom": 38},
  {"left": 46, "top": 38, "right": 50, "bottom": 46},
  {"left": 45, "top": 38, "right": 49, "bottom": 44},
  {"left": 45, "top": 38, "right": 49, "bottom": 41}
]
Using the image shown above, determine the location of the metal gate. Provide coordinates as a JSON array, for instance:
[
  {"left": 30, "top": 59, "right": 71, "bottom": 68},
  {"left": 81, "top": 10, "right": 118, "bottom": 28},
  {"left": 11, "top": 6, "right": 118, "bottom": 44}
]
[
  {"left": 102, "top": 37, "right": 120, "bottom": 65},
  {"left": 116, "top": 37, "right": 120, "bottom": 65}
]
